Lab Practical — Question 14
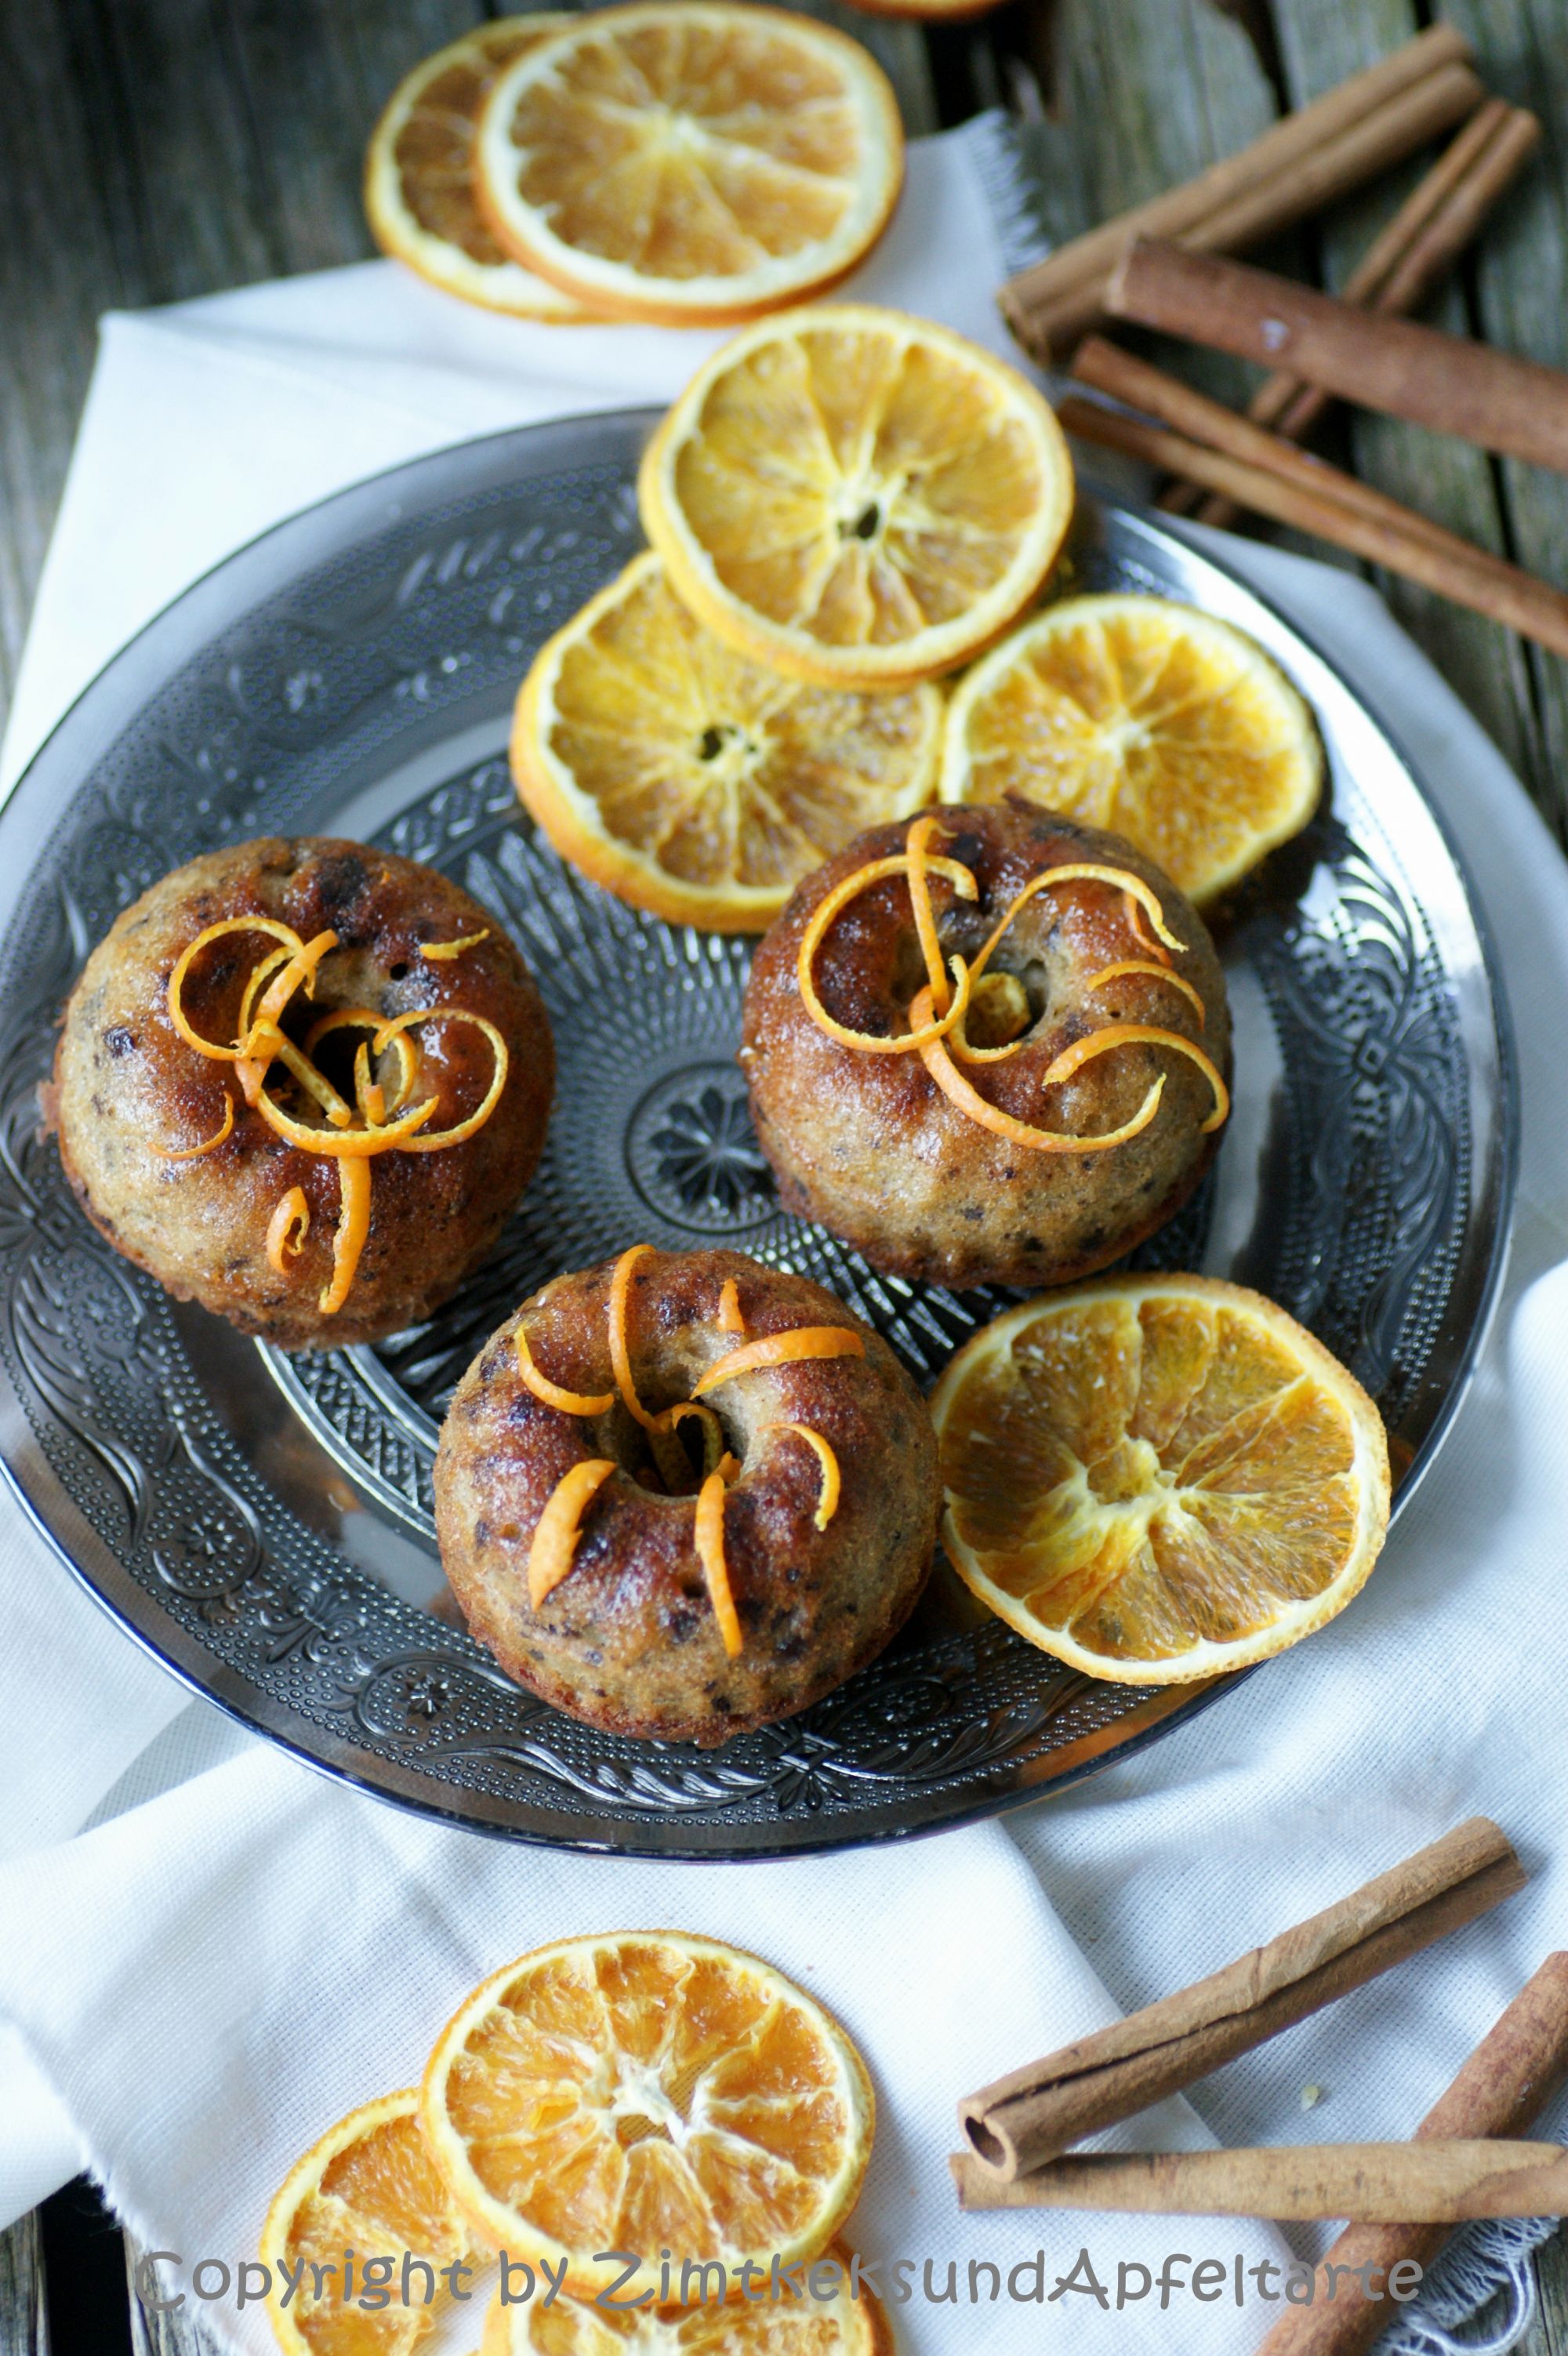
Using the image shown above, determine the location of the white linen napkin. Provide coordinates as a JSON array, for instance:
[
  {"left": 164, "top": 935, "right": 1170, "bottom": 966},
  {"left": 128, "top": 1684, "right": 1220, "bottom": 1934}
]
[{"left": 3, "top": 114, "right": 1567, "bottom": 2356}]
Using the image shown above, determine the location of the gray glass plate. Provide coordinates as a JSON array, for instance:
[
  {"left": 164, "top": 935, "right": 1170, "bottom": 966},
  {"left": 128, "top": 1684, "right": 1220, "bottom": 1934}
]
[{"left": 0, "top": 412, "right": 1515, "bottom": 1855}]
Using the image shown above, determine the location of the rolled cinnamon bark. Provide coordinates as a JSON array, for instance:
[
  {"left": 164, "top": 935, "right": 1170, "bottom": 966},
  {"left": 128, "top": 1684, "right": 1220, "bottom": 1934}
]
[
  {"left": 1254, "top": 1953, "right": 1568, "bottom": 2356},
  {"left": 959, "top": 1820, "right": 1523, "bottom": 2180},
  {"left": 1105, "top": 238, "right": 1568, "bottom": 476},
  {"left": 1173, "top": 101, "right": 1540, "bottom": 526},
  {"left": 1018, "top": 64, "right": 1486, "bottom": 361},
  {"left": 1056, "top": 394, "right": 1568, "bottom": 662},
  {"left": 950, "top": 2140, "right": 1568, "bottom": 2222},
  {"left": 999, "top": 24, "right": 1473, "bottom": 353}
]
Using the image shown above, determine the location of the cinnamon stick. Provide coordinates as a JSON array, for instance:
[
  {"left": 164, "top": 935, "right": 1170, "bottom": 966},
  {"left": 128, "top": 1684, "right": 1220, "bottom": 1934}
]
[
  {"left": 1018, "top": 63, "right": 1486, "bottom": 361},
  {"left": 1074, "top": 337, "right": 1463, "bottom": 555},
  {"left": 951, "top": 2140, "right": 1568, "bottom": 2222},
  {"left": 1106, "top": 238, "right": 1568, "bottom": 477},
  {"left": 1170, "top": 100, "right": 1539, "bottom": 525},
  {"left": 1057, "top": 394, "right": 1568, "bottom": 663},
  {"left": 1000, "top": 24, "right": 1474, "bottom": 358},
  {"left": 958, "top": 1819, "right": 1523, "bottom": 2182},
  {"left": 1254, "top": 1953, "right": 1568, "bottom": 2356}
]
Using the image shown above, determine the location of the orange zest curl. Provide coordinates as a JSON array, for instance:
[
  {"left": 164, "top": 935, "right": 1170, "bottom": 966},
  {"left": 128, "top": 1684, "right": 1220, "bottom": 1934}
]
[
  {"left": 248, "top": 929, "right": 339, "bottom": 1037},
  {"left": 321, "top": 1156, "right": 372, "bottom": 1314},
  {"left": 1044, "top": 1025, "right": 1230, "bottom": 1134},
  {"left": 1087, "top": 961, "right": 1206, "bottom": 1026},
  {"left": 717, "top": 1278, "right": 746, "bottom": 1334},
  {"left": 368, "top": 1010, "right": 509, "bottom": 1152},
  {"left": 528, "top": 1458, "right": 618, "bottom": 1609},
  {"left": 1124, "top": 891, "right": 1174, "bottom": 964},
  {"left": 163, "top": 920, "right": 510, "bottom": 1320},
  {"left": 608, "top": 1244, "right": 664, "bottom": 1432},
  {"left": 667, "top": 1400, "right": 727, "bottom": 1481},
  {"left": 695, "top": 1471, "right": 742, "bottom": 1657},
  {"left": 265, "top": 1186, "right": 310, "bottom": 1272},
  {"left": 912, "top": 985, "right": 1166, "bottom": 1156},
  {"left": 691, "top": 1327, "right": 866, "bottom": 1397},
  {"left": 763, "top": 1421, "right": 840, "bottom": 1530},
  {"left": 419, "top": 929, "right": 489, "bottom": 960},
  {"left": 303, "top": 1007, "right": 423, "bottom": 1120},
  {"left": 966, "top": 866, "right": 1186, "bottom": 996},
  {"left": 254, "top": 1080, "right": 436, "bottom": 1156},
  {"left": 154, "top": 1093, "right": 234, "bottom": 1161},
  {"left": 797, "top": 848, "right": 978, "bottom": 1055},
  {"left": 905, "top": 814, "right": 953, "bottom": 1015},
  {"left": 167, "top": 918, "right": 303, "bottom": 1060},
  {"left": 565, "top": 1250, "right": 871, "bottom": 1662},
  {"left": 236, "top": 945, "right": 294, "bottom": 1050},
  {"left": 950, "top": 971, "right": 1035, "bottom": 1067},
  {"left": 516, "top": 1327, "right": 614, "bottom": 1418}
]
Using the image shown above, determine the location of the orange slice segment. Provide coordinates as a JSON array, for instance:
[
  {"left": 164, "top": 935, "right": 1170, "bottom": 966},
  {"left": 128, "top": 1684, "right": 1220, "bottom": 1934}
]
[
  {"left": 941, "top": 595, "right": 1323, "bottom": 905},
  {"left": 260, "top": 2090, "right": 481, "bottom": 2356},
  {"left": 478, "top": 2237, "right": 893, "bottom": 2351},
  {"left": 421, "top": 1932, "right": 873, "bottom": 2305},
  {"left": 514, "top": 553, "right": 942, "bottom": 931},
  {"left": 641, "top": 307, "right": 1075, "bottom": 689},
  {"left": 365, "top": 19, "right": 597, "bottom": 321},
  {"left": 930, "top": 1275, "right": 1391, "bottom": 1684},
  {"left": 473, "top": 3, "right": 904, "bottom": 327}
]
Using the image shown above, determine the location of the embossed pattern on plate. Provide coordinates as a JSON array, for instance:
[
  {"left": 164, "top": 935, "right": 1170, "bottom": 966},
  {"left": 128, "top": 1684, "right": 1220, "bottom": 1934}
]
[{"left": 0, "top": 415, "right": 1514, "bottom": 1854}]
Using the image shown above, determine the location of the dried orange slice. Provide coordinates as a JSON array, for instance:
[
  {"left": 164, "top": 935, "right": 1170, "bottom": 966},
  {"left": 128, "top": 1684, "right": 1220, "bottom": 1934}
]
[
  {"left": 941, "top": 596, "right": 1323, "bottom": 905},
  {"left": 930, "top": 1276, "right": 1390, "bottom": 1684},
  {"left": 641, "top": 307, "right": 1073, "bottom": 688},
  {"left": 421, "top": 1931, "right": 874, "bottom": 2304},
  {"left": 365, "top": 20, "right": 597, "bottom": 322},
  {"left": 472, "top": 2, "right": 903, "bottom": 326},
  {"left": 848, "top": 0, "right": 999, "bottom": 16},
  {"left": 260, "top": 2090, "right": 481, "bottom": 2356},
  {"left": 478, "top": 2238, "right": 893, "bottom": 2351},
  {"left": 513, "top": 552, "right": 941, "bottom": 929}
]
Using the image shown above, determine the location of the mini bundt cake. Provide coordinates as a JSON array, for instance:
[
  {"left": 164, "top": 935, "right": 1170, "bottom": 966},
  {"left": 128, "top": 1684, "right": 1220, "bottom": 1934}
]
[
  {"left": 434, "top": 1245, "right": 941, "bottom": 1746},
  {"left": 741, "top": 799, "right": 1230, "bottom": 1291},
  {"left": 48, "top": 837, "right": 554, "bottom": 1348}
]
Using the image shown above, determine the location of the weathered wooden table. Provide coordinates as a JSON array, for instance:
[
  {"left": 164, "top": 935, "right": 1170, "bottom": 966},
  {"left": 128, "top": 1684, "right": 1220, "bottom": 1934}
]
[{"left": 2, "top": 3, "right": 1566, "bottom": 2351}]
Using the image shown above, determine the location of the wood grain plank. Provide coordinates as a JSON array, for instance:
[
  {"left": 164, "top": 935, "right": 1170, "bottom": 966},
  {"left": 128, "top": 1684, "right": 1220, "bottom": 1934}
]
[
  {"left": 1527, "top": 2220, "right": 1568, "bottom": 2355},
  {"left": 1438, "top": 0, "right": 1568, "bottom": 841},
  {"left": 1266, "top": 0, "right": 1549, "bottom": 814},
  {"left": 125, "top": 2238, "right": 221, "bottom": 2356},
  {"left": 217, "top": 0, "right": 488, "bottom": 278},
  {"left": 782, "top": 0, "right": 938, "bottom": 133},
  {"left": 0, "top": 2211, "right": 50, "bottom": 2356},
  {"left": 1008, "top": 0, "right": 1281, "bottom": 415},
  {"left": 0, "top": 0, "right": 131, "bottom": 724}
]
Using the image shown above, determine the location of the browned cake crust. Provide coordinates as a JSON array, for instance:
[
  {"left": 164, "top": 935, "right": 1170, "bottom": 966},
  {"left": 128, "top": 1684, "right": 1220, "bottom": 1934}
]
[
  {"left": 46, "top": 837, "right": 554, "bottom": 1349},
  {"left": 434, "top": 1247, "right": 940, "bottom": 1747},
  {"left": 741, "top": 800, "right": 1232, "bottom": 1291}
]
